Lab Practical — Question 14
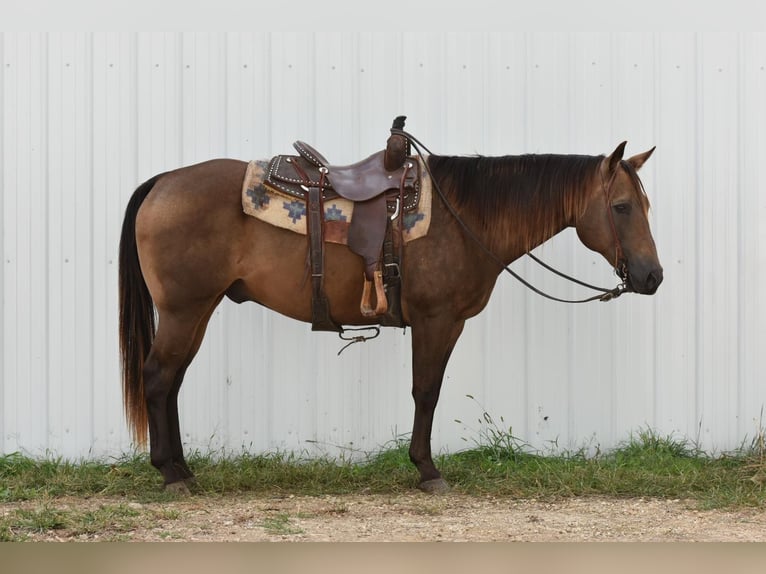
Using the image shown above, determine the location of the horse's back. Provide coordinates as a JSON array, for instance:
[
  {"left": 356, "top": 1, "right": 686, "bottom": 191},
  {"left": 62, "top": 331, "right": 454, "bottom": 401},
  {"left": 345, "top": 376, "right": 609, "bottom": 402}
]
[
  {"left": 157, "top": 158, "right": 247, "bottom": 194},
  {"left": 138, "top": 158, "right": 247, "bottom": 219}
]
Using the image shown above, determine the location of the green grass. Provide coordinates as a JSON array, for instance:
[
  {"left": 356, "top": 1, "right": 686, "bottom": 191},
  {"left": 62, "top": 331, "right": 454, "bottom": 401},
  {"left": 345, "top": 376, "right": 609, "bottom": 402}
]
[
  {"left": 2, "top": 428, "right": 766, "bottom": 540},
  {"left": 443, "top": 430, "right": 760, "bottom": 506},
  {"left": 2, "top": 422, "right": 766, "bottom": 539},
  {"left": 1, "top": 432, "right": 764, "bottom": 507},
  {"left": 0, "top": 502, "right": 161, "bottom": 542}
]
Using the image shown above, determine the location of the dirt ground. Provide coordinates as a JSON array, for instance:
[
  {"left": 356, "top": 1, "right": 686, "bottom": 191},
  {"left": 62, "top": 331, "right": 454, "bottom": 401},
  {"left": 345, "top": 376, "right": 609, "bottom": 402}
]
[{"left": 6, "top": 493, "right": 766, "bottom": 542}]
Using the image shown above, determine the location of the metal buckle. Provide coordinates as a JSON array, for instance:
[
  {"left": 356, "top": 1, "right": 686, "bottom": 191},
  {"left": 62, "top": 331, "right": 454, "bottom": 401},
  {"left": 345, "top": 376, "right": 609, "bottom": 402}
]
[
  {"left": 390, "top": 197, "right": 401, "bottom": 220},
  {"left": 384, "top": 262, "right": 401, "bottom": 277}
]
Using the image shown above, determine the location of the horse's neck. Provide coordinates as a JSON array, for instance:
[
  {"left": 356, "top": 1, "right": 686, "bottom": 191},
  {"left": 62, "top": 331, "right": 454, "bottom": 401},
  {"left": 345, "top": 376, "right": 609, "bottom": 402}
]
[
  {"left": 504, "top": 217, "right": 571, "bottom": 265},
  {"left": 480, "top": 197, "right": 573, "bottom": 266}
]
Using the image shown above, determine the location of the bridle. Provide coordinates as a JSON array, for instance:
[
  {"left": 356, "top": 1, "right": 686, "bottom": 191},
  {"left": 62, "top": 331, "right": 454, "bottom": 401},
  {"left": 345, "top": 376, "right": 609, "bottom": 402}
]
[
  {"left": 600, "top": 165, "right": 630, "bottom": 287},
  {"left": 392, "top": 128, "right": 630, "bottom": 304}
]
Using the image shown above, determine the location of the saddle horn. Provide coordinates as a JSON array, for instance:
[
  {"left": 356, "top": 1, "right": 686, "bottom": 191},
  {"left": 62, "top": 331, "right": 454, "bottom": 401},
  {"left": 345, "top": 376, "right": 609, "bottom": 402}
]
[{"left": 385, "top": 115, "right": 409, "bottom": 171}]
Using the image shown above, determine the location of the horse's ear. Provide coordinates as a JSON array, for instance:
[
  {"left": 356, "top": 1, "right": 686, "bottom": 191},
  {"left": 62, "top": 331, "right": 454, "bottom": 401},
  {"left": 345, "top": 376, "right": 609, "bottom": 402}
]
[
  {"left": 626, "top": 146, "right": 656, "bottom": 171},
  {"left": 605, "top": 141, "right": 627, "bottom": 174}
]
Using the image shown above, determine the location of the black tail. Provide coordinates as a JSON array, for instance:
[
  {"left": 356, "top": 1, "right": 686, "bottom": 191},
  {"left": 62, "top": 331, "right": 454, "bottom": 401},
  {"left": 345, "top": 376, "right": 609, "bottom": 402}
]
[{"left": 118, "top": 174, "right": 164, "bottom": 446}]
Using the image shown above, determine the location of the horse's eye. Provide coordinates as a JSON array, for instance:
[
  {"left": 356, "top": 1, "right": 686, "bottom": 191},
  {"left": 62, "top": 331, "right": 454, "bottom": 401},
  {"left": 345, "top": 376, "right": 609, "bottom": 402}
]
[{"left": 613, "top": 203, "right": 632, "bottom": 215}]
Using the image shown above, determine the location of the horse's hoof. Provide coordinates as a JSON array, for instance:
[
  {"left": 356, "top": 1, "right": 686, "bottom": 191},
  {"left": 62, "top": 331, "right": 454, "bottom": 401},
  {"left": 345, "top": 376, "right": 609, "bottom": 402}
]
[
  {"left": 183, "top": 476, "right": 198, "bottom": 487},
  {"left": 165, "top": 480, "right": 192, "bottom": 496},
  {"left": 418, "top": 478, "right": 451, "bottom": 494}
]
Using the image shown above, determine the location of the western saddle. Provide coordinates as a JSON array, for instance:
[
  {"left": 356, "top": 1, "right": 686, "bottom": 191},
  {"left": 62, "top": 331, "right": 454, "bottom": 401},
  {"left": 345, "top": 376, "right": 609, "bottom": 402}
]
[{"left": 264, "top": 116, "right": 420, "bottom": 332}]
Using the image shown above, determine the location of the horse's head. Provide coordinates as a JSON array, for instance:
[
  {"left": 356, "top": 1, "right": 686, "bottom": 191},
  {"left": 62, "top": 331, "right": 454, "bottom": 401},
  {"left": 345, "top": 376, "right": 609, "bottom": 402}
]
[{"left": 575, "top": 142, "right": 663, "bottom": 295}]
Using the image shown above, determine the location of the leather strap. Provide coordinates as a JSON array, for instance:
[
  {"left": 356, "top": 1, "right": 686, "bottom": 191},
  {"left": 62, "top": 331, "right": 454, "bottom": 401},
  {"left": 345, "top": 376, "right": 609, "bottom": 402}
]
[
  {"left": 306, "top": 172, "right": 341, "bottom": 332},
  {"left": 379, "top": 216, "right": 404, "bottom": 327},
  {"left": 378, "top": 164, "right": 410, "bottom": 327}
]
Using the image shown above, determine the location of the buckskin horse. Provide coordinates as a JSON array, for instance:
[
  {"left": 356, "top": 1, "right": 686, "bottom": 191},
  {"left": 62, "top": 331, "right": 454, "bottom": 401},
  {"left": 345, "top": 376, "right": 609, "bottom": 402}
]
[{"left": 119, "top": 128, "right": 662, "bottom": 494}]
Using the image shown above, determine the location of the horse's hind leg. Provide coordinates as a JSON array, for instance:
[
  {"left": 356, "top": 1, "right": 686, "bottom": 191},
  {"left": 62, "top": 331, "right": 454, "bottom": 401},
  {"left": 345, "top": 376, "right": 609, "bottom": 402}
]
[
  {"left": 165, "top": 300, "right": 221, "bottom": 487},
  {"left": 143, "top": 300, "right": 220, "bottom": 492},
  {"left": 166, "top": 373, "right": 193, "bottom": 484}
]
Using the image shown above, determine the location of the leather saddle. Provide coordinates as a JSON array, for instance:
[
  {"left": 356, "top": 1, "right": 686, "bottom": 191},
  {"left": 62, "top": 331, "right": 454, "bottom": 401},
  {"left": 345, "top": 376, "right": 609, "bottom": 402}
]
[
  {"left": 263, "top": 118, "right": 419, "bottom": 331},
  {"left": 266, "top": 143, "right": 420, "bottom": 213}
]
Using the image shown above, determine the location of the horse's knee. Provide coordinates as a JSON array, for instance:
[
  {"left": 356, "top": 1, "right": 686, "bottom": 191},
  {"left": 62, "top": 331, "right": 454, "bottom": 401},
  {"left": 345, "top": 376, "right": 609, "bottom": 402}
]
[{"left": 412, "top": 384, "right": 441, "bottom": 408}]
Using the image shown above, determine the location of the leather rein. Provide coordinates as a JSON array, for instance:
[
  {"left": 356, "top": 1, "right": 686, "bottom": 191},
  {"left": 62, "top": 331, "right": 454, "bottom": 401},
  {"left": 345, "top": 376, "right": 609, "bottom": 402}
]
[{"left": 392, "top": 129, "right": 629, "bottom": 304}]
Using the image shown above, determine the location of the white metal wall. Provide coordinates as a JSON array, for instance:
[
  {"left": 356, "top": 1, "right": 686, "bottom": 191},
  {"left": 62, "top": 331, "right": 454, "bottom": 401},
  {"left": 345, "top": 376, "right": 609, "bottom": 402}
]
[{"left": 2, "top": 32, "right": 765, "bottom": 461}]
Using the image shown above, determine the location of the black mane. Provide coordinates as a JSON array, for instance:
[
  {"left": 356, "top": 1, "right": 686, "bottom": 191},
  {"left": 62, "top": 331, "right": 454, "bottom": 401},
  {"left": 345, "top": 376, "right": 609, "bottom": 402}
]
[{"left": 427, "top": 153, "right": 604, "bottom": 251}]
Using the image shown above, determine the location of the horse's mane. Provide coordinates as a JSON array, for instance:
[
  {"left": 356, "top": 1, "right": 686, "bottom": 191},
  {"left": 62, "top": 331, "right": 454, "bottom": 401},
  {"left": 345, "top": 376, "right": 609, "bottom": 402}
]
[{"left": 427, "top": 153, "right": 648, "bottom": 253}]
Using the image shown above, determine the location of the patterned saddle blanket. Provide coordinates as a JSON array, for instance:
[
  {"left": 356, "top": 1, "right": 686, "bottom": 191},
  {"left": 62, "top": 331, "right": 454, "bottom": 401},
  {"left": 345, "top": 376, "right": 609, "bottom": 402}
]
[{"left": 241, "top": 157, "right": 432, "bottom": 245}]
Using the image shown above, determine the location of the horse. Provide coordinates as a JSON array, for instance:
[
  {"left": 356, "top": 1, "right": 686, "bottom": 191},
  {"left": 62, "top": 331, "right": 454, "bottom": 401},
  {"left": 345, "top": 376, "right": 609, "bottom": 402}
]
[{"left": 118, "top": 139, "right": 663, "bottom": 494}]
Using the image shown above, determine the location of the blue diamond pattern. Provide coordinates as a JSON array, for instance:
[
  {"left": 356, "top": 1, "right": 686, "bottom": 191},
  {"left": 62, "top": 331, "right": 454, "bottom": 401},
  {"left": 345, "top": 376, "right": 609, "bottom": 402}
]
[
  {"left": 246, "top": 185, "right": 271, "bottom": 209},
  {"left": 325, "top": 204, "right": 347, "bottom": 222},
  {"left": 283, "top": 200, "right": 307, "bottom": 223}
]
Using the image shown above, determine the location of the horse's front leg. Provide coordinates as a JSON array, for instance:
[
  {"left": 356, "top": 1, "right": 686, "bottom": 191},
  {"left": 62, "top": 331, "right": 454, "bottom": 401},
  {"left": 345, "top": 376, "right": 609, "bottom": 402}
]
[{"left": 409, "top": 316, "right": 466, "bottom": 493}]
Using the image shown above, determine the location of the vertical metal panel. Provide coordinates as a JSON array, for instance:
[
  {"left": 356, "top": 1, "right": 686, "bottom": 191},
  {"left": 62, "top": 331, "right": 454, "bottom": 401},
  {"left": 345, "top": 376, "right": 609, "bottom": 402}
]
[
  {"left": 697, "top": 35, "right": 739, "bottom": 450},
  {"left": 652, "top": 34, "right": 700, "bottom": 441},
  {"left": 3, "top": 33, "right": 52, "bottom": 455},
  {"left": 90, "top": 33, "right": 136, "bottom": 455},
  {"left": 738, "top": 34, "right": 766, "bottom": 442},
  {"left": 0, "top": 32, "right": 4, "bottom": 456},
  {"left": 2, "top": 32, "right": 766, "bottom": 461}
]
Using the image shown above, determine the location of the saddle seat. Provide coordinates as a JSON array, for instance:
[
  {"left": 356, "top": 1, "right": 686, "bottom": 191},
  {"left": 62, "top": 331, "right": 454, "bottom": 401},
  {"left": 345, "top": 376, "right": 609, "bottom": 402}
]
[
  {"left": 265, "top": 143, "right": 420, "bottom": 213},
  {"left": 292, "top": 141, "right": 412, "bottom": 202}
]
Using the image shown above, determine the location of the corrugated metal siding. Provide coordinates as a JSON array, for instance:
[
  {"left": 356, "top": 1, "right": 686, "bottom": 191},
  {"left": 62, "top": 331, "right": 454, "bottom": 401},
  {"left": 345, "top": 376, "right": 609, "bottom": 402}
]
[{"left": 2, "top": 32, "right": 766, "bottom": 461}]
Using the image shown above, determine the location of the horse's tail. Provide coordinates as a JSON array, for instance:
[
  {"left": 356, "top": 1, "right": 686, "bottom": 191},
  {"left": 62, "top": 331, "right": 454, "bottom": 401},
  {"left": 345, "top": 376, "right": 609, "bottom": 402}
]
[{"left": 118, "top": 173, "right": 164, "bottom": 447}]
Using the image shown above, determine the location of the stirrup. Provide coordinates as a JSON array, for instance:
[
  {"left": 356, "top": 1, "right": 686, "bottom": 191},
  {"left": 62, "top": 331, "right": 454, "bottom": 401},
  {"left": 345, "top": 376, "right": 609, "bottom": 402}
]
[{"left": 360, "top": 270, "right": 388, "bottom": 317}]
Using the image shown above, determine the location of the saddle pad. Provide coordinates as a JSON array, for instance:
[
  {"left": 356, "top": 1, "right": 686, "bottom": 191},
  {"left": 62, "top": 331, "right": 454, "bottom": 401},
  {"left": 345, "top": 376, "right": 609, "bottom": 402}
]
[{"left": 241, "top": 157, "right": 432, "bottom": 244}]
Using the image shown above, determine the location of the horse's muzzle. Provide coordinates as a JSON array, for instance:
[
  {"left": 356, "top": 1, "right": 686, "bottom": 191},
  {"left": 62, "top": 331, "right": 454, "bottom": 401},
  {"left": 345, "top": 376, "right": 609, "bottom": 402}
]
[{"left": 627, "top": 265, "right": 663, "bottom": 295}]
